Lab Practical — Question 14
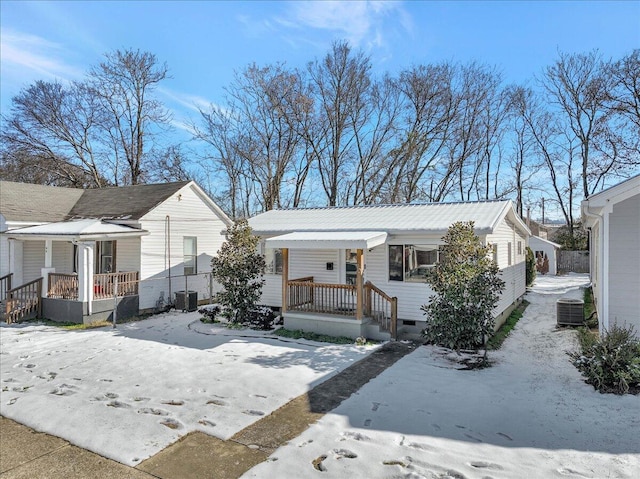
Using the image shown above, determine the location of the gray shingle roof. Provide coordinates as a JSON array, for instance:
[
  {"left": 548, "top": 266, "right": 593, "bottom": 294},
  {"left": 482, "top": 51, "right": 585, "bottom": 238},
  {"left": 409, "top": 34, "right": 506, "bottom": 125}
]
[
  {"left": 0, "top": 181, "right": 190, "bottom": 222},
  {"left": 68, "top": 181, "right": 190, "bottom": 220},
  {"left": 0, "top": 181, "right": 84, "bottom": 222}
]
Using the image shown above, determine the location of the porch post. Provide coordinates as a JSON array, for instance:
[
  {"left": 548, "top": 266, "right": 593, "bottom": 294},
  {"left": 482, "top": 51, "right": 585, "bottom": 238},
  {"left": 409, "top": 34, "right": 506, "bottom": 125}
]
[
  {"left": 41, "top": 239, "right": 55, "bottom": 297},
  {"left": 356, "top": 248, "right": 364, "bottom": 321},
  {"left": 77, "top": 242, "right": 95, "bottom": 314},
  {"left": 281, "top": 248, "right": 289, "bottom": 315},
  {"left": 8, "top": 239, "right": 24, "bottom": 286}
]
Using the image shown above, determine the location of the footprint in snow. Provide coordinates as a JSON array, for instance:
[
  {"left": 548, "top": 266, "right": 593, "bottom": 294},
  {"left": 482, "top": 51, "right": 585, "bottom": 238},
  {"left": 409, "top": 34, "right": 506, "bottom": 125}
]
[
  {"left": 363, "top": 419, "right": 372, "bottom": 427},
  {"left": 160, "top": 418, "right": 182, "bottom": 430},
  {"left": 431, "top": 423, "right": 441, "bottom": 431},
  {"left": 206, "top": 399, "right": 226, "bottom": 406},
  {"left": 6, "top": 397, "right": 18, "bottom": 405},
  {"left": 138, "top": 407, "right": 168, "bottom": 416},
  {"left": 242, "top": 410, "right": 265, "bottom": 416},
  {"left": 2, "top": 378, "right": 18, "bottom": 383},
  {"left": 496, "top": 432, "right": 513, "bottom": 441},
  {"left": 463, "top": 433, "right": 483, "bottom": 442},
  {"left": 333, "top": 449, "right": 357, "bottom": 459},
  {"left": 23, "top": 364, "right": 36, "bottom": 369},
  {"left": 558, "top": 467, "right": 591, "bottom": 477},
  {"left": 106, "top": 400, "right": 131, "bottom": 408},
  {"left": 312, "top": 455, "right": 327, "bottom": 472},
  {"left": 198, "top": 419, "right": 216, "bottom": 427},
  {"left": 104, "top": 392, "right": 119, "bottom": 399},
  {"left": 371, "top": 402, "right": 380, "bottom": 411},
  {"left": 132, "top": 396, "right": 150, "bottom": 402},
  {"left": 340, "top": 431, "right": 370, "bottom": 441},
  {"left": 161, "top": 399, "right": 184, "bottom": 406},
  {"left": 98, "top": 379, "right": 113, "bottom": 382},
  {"left": 49, "top": 384, "right": 77, "bottom": 396},
  {"left": 470, "top": 461, "right": 504, "bottom": 471}
]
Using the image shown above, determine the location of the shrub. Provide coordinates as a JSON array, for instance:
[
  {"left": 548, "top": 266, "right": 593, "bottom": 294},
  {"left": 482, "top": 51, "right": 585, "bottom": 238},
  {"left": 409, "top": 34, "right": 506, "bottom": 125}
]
[
  {"left": 525, "top": 246, "right": 536, "bottom": 286},
  {"left": 568, "top": 324, "right": 640, "bottom": 395},
  {"left": 211, "top": 219, "right": 266, "bottom": 323},
  {"left": 422, "top": 221, "right": 505, "bottom": 351},
  {"left": 199, "top": 305, "right": 222, "bottom": 323},
  {"left": 245, "top": 306, "right": 277, "bottom": 330}
]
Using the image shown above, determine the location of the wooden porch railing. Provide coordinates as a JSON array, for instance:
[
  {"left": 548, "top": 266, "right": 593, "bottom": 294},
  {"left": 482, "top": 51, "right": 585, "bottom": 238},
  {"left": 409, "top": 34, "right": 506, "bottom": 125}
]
[
  {"left": 94, "top": 272, "right": 139, "bottom": 299},
  {"left": 364, "top": 281, "right": 398, "bottom": 339},
  {"left": 0, "top": 273, "right": 12, "bottom": 302},
  {"left": 48, "top": 273, "right": 79, "bottom": 300},
  {"left": 5, "top": 277, "right": 42, "bottom": 324},
  {"left": 287, "top": 279, "right": 358, "bottom": 316}
]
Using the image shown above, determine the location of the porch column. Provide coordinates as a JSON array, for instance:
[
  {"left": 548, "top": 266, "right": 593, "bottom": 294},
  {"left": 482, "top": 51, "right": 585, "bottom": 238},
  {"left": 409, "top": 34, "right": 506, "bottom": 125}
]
[
  {"left": 41, "top": 239, "right": 55, "bottom": 297},
  {"left": 281, "top": 248, "right": 289, "bottom": 315},
  {"left": 8, "top": 239, "right": 23, "bottom": 285},
  {"left": 356, "top": 248, "right": 364, "bottom": 321},
  {"left": 77, "top": 242, "right": 95, "bottom": 313}
]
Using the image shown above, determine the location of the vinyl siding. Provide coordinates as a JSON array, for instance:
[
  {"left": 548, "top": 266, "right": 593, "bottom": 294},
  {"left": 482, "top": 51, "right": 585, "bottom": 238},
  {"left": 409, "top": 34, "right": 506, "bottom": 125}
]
[
  {"left": 608, "top": 194, "right": 640, "bottom": 332},
  {"left": 115, "top": 238, "right": 141, "bottom": 273},
  {"left": 52, "top": 241, "right": 73, "bottom": 274},
  {"left": 23, "top": 241, "right": 44, "bottom": 283},
  {"left": 137, "top": 184, "right": 228, "bottom": 310},
  {"left": 0, "top": 215, "right": 8, "bottom": 277}
]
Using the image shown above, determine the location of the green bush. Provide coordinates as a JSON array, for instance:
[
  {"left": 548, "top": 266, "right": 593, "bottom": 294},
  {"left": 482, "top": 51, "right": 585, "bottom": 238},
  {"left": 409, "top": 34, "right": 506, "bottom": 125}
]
[
  {"left": 525, "top": 246, "right": 536, "bottom": 286},
  {"left": 568, "top": 324, "right": 640, "bottom": 395},
  {"left": 422, "top": 221, "right": 505, "bottom": 351}
]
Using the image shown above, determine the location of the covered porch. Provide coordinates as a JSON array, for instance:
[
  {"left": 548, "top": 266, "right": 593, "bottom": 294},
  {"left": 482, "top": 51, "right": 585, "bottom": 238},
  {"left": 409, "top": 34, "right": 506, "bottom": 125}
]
[
  {"left": 3, "top": 219, "right": 147, "bottom": 324},
  {"left": 266, "top": 231, "right": 398, "bottom": 340}
]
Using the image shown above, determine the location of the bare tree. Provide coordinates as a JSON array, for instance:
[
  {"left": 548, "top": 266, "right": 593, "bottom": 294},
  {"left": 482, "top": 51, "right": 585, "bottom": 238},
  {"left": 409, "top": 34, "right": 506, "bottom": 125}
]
[
  {"left": 88, "top": 49, "right": 170, "bottom": 185},
  {"left": 305, "top": 41, "right": 371, "bottom": 206}
]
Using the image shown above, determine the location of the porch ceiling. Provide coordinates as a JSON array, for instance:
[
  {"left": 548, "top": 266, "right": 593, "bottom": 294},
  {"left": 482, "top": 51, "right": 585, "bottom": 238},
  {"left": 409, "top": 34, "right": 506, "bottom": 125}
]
[
  {"left": 265, "top": 231, "right": 388, "bottom": 250},
  {"left": 4, "top": 219, "right": 149, "bottom": 241}
]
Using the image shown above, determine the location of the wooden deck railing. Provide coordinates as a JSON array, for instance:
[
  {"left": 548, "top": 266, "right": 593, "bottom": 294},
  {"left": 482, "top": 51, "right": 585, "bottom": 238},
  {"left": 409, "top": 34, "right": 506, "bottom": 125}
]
[
  {"left": 364, "top": 281, "right": 398, "bottom": 339},
  {"left": 287, "top": 279, "right": 358, "bottom": 316},
  {"left": 5, "top": 277, "right": 42, "bottom": 324},
  {"left": 48, "top": 273, "right": 79, "bottom": 300},
  {"left": 0, "top": 273, "right": 12, "bottom": 302},
  {"left": 93, "top": 272, "right": 139, "bottom": 299}
]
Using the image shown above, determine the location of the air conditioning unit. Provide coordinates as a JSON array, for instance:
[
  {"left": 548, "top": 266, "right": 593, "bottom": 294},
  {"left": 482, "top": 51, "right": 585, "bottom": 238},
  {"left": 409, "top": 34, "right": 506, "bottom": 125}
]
[
  {"left": 557, "top": 298, "right": 584, "bottom": 326},
  {"left": 175, "top": 290, "right": 198, "bottom": 312}
]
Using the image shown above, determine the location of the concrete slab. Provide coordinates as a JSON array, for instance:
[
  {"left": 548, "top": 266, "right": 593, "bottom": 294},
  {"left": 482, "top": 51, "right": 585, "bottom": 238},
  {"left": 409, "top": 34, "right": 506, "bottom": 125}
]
[
  {"left": 136, "top": 432, "right": 268, "bottom": 479},
  {"left": 0, "top": 416, "right": 67, "bottom": 473},
  {"left": 0, "top": 443, "right": 154, "bottom": 479}
]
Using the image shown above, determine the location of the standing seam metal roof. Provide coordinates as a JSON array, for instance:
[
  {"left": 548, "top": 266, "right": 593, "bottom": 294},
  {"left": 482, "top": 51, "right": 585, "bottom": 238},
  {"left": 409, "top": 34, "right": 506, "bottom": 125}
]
[{"left": 248, "top": 200, "right": 514, "bottom": 235}]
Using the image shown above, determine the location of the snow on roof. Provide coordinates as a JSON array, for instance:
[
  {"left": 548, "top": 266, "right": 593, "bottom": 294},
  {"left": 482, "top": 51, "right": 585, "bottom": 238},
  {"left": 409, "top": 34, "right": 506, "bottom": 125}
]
[
  {"left": 265, "top": 231, "right": 388, "bottom": 250},
  {"left": 5, "top": 219, "right": 148, "bottom": 239},
  {"left": 529, "top": 235, "right": 562, "bottom": 249},
  {"left": 249, "top": 200, "right": 520, "bottom": 236}
]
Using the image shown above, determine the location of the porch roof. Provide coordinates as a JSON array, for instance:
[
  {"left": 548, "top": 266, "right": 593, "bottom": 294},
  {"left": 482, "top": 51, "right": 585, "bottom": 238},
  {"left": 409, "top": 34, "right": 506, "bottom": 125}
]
[
  {"left": 4, "top": 219, "right": 149, "bottom": 241},
  {"left": 265, "top": 231, "right": 388, "bottom": 250}
]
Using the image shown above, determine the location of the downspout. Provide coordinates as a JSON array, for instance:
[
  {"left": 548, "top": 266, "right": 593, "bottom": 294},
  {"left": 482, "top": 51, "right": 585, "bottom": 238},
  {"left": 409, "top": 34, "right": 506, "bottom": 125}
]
[
  {"left": 583, "top": 204, "right": 604, "bottom": 333},
  {"left": 165, "top": 216, "right": 171, "bottom": 305}
]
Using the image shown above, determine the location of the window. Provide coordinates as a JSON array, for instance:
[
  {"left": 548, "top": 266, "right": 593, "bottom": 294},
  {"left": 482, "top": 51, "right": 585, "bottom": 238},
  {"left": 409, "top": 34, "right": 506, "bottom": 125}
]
[
  {"left": 183, "top": 237, "right": 197, "bottom": 275},
  {"left": 345, "top": 248, "right": 357, "bottom": 285},
  {"left": 389, "top": 244, "right": 441, "bottom": 282},
  {"left": 264, "top": 248, "right": 283, "bottom": 275},
  {"left": 492, "top": 244, "right": 498, "bottom": 264},
  {"left": 95, "top": 241, "right": 115, "bottom": 273},
  {"left": 517, "top": 241, "right": 522, "bottom": 255},
  {"left": 508, "top": 242, "right": 512, "bottom": 266}
]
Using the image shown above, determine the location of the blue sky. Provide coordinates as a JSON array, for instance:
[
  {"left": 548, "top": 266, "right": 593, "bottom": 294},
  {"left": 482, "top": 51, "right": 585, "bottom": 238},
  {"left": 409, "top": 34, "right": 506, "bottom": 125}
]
[{"left": 2, "top": 0, "right": 639, "bottom": 134}]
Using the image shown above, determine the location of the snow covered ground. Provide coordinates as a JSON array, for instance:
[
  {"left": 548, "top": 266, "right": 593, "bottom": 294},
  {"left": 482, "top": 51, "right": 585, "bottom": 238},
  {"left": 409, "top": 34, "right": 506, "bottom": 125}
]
[
  {"left": 244, "top": 273, "right": 640, "bottom": 479},
  {"left": 0, "top": 311, "right": 377, "bottom": 466}
]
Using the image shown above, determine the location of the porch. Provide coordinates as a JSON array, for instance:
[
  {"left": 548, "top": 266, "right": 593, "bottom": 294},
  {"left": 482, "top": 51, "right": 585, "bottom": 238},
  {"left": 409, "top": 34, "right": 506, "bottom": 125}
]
[{"left": 268, "top": 230, "right": 398, "bottom": 340}]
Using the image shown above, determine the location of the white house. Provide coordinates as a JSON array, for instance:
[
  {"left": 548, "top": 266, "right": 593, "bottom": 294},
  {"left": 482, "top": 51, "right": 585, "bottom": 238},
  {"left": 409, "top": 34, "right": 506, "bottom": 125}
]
[
  {"left": 248, "top": 200, "right": 530, "bottom": 340},
  {"left": 582, "top": 174, "right": 640, "bottom": 336},
  {"left": 1, "top": 181, "right": 231, "bottom": 323},
  {"left": 529, "top": 235, "right": 561, "bottom": 276}
]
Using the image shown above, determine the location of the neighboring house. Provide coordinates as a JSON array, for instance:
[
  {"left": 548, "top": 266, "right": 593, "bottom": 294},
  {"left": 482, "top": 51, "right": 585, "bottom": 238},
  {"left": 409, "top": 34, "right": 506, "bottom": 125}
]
[
  {"left": 1, "top": 181, "right": 231, "bottom": 323},
  {"left": 582, "top": 174, "right": 640, "bottom": 337},
  {"left": 529, "top": 235, "right": 561, "bottom": 276},
  {"left": 248, "top": 200, "right": 530, "bottom": 340}
]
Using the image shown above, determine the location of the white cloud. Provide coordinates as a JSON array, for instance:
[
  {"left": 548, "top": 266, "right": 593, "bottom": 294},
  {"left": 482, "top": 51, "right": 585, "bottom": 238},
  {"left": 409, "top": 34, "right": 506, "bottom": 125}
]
[
  {"left": 158, "top": 87, "right": 213, "bottom": 113},
  {"left": 0, "top": 29, "right": 83, "bottom": 81},
  {"left": 277, "top": 0, "right": 411, "bottom": 50}
]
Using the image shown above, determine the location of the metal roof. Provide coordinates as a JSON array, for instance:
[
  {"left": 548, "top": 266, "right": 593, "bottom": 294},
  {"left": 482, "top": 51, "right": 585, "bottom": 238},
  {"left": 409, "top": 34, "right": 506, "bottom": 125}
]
[
  {"left": 5, "top": 219, "right": 148, "bottom": 241},
  {"left": 249, "top": 200, "right": 519, "bottom": 236},
  {"left": 265, "top": 231, "right": 388, "bottom": 250}
]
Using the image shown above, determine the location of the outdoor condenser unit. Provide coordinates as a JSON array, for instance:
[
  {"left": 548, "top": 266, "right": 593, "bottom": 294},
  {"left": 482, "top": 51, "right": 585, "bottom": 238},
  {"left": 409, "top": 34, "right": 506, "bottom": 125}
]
[
  {"left": 557, "top": 298, "right": 584, "bottom": 326},
  {"left": 175, "top": 290, "right": 198, "bottom": 312}
]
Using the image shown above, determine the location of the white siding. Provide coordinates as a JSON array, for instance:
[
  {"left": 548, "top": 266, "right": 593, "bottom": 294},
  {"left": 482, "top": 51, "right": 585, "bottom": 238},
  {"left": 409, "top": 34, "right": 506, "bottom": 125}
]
[
  {"left": 23, "top": 241, "right": 44, "bottom": 283},
  {"left": 608, "top": 194, "right": 640, "bottom": 332},
  {"left": 52, "top": 241, "right": 73, "bottom": 274},
  {"left": 528, "top": 236, "right": 559, "bottom": 276},
  {"left": 137, "top": 184, "right": 228, "bottom": 310},
  {"left": 0, "top": 215, "right": 8, "bottom": 277},
  {"left": 116, "top": 238, "right": 141, "bottom": 273}
]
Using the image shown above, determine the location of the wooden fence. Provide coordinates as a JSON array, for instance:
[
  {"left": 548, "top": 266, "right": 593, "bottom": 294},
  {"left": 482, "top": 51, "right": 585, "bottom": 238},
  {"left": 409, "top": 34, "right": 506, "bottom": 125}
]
[{"left": 558, "top": 250, "right": 590, "bottom": 274}]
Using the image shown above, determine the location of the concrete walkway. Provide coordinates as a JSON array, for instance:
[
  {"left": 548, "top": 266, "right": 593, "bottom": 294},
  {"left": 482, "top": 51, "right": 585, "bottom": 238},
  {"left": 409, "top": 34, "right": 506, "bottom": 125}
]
[{"left": 1, "top": 341, "right": 417, "bottom": 479}]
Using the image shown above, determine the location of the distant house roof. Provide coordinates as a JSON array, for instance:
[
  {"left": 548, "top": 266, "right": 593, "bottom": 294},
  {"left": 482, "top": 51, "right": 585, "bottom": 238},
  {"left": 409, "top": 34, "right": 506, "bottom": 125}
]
[
  {"left": 249, "top": 200, "right": 529, "bottom": 237},
  {"left": 0, "top": 180, "right": 192, "bottom": 223},
  {"left": 0, "top": 181, "right": 84, "bottom": 222},
  {"left": 68, "top": 181, "right": 191, "bottom": 220},
  {"left": 529, "top": 235, "right": 561, "bottom": 249}
]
